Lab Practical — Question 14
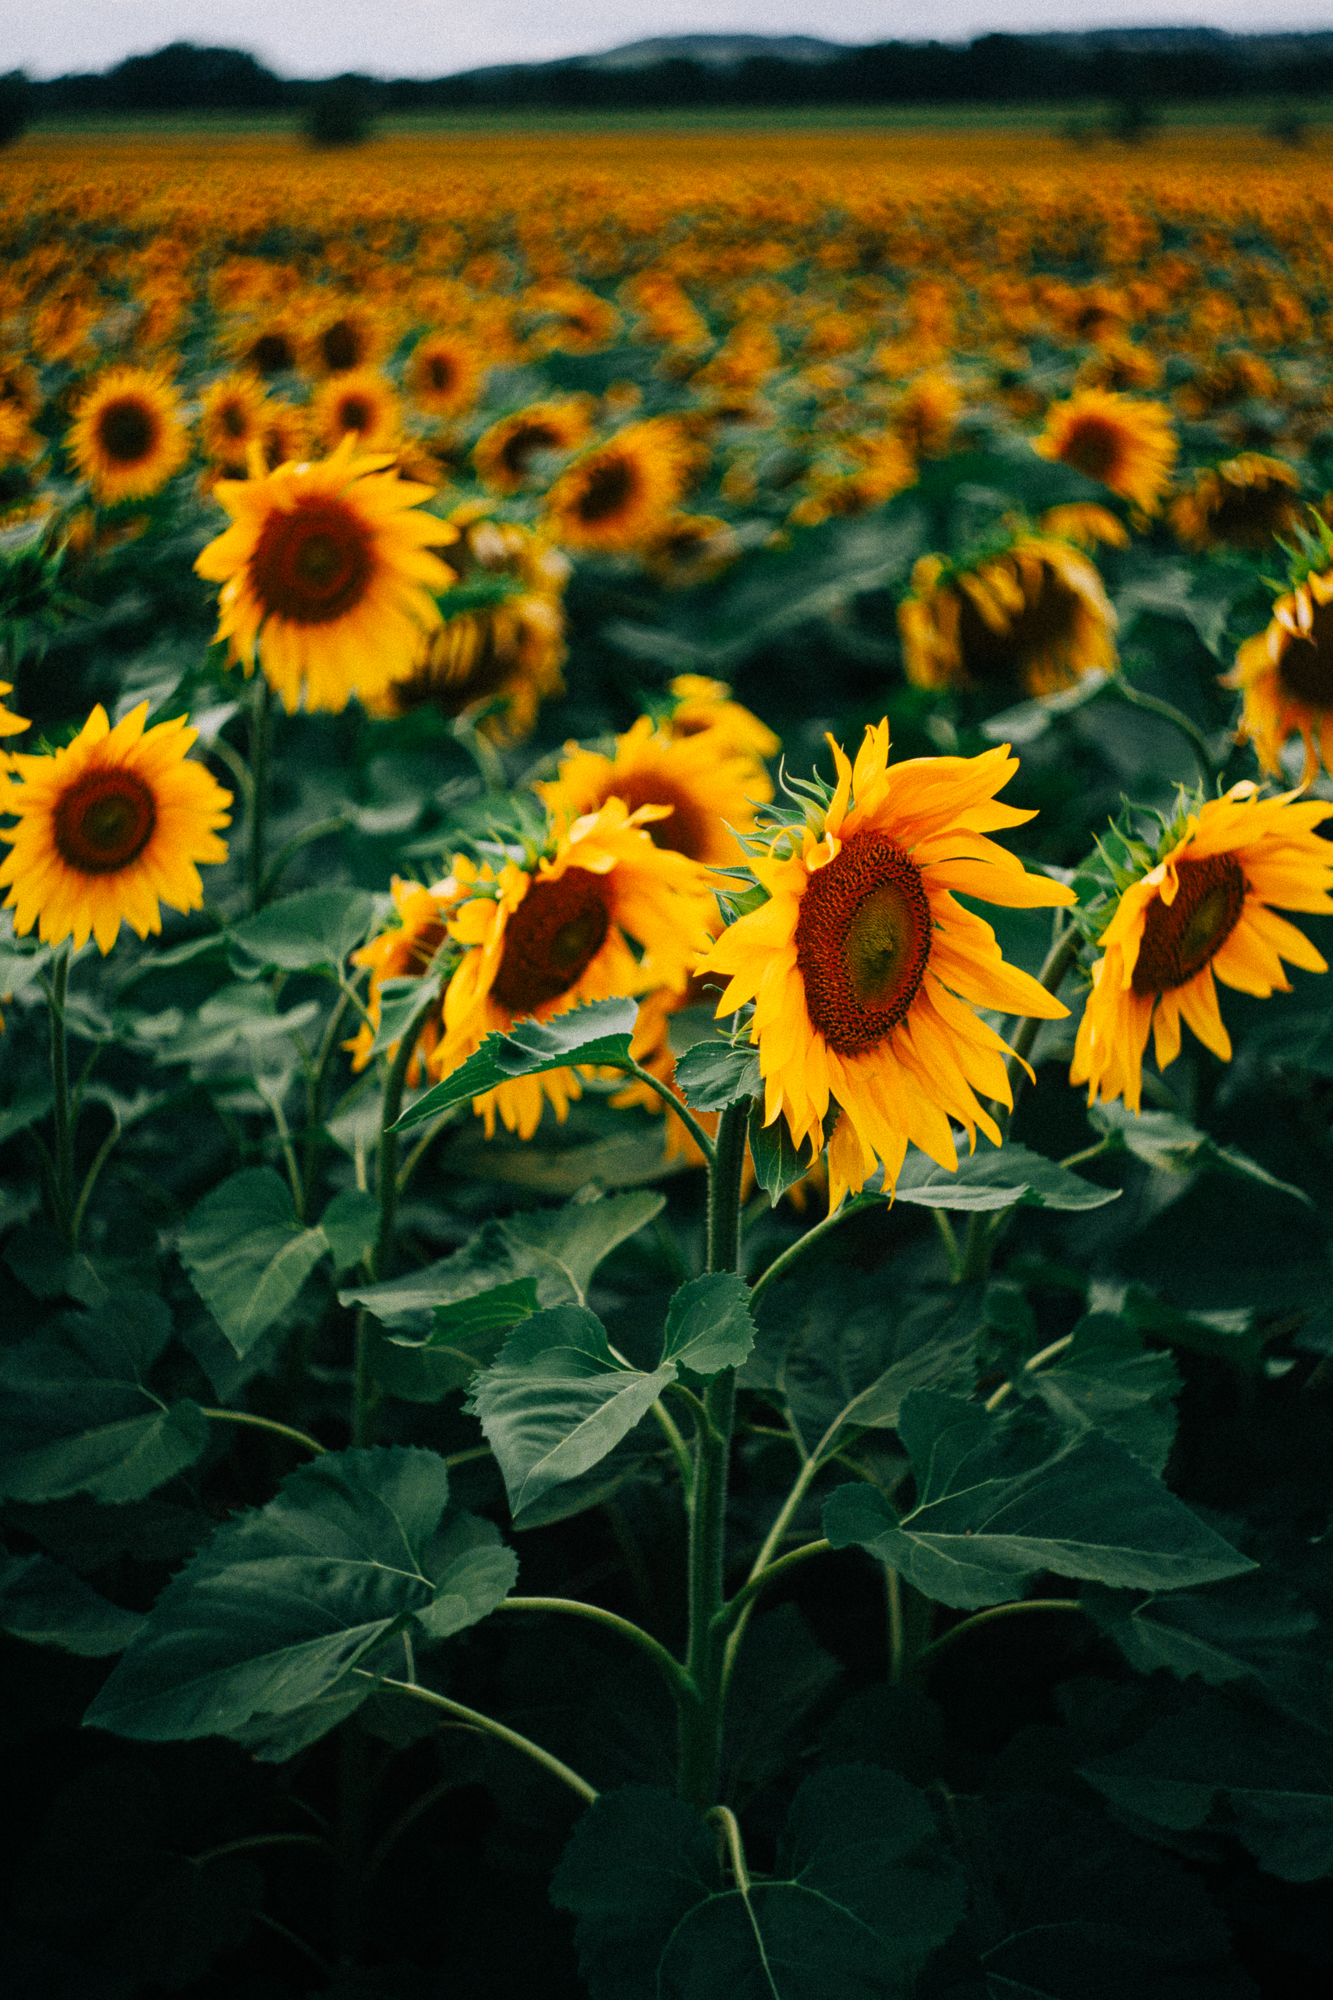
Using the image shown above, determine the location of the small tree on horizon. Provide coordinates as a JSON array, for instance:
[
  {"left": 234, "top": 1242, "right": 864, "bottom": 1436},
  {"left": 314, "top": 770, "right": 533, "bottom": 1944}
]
[
  {"left": 306, "top": 73, "right": 374, "bottom": 149},
  {"left": 0, "top": 71, "right": 32, "bottom": 148}
]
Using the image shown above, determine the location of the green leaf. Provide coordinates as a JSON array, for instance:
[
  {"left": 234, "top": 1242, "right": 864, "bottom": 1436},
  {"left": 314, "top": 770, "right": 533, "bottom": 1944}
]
[
  {"left": 895, "top": 1141, "right": 1120, "bottom": 1213},
  {"left": 228, "top": 886, "right": 375, "bottom": 972},
  {"left": 471, "top": 1305, "right": 676, "bottom": 1519},
  {"left": 1088, "top": 1101, "right": 1312, "bottom": 1205},
  {"left": 342, "top": 1186, "right": 664, "bottom": 1333},
  {"left": 1014, "top": 1313, "right": 1180, "bottom": 1475},
  {"left": 367, "top": 972, "right": 437, "bottom": 1057},
  {"left": 551, "top": 1764, "right": 967, "bottom": 2000},
  {"left": 1081, "top": 1686, "right": 1333, "bottom": 1881},
  {"left": 660, "top": 1273, "right": 754, "bottom": 1377},
  {"left": 0, "top": 1294, "right": 209, "bottom": 1504},
  {"left": 674, "top": 1039, "right": 761, "bottom": 1112},
  {"left": 748, "top": 1098, "right": 823, "bottom": 1202},
  {"left": 84, "top": 1446, "right": 517, "bottom": 1744},
  {"left": 1118, "top": 1286, "right": 1266, "bottom": 1375},
  {"left": 371, "top": 1278, "right": 540, "bottom": 1402},
  {"left": 178, "top": 1167, "right": 328, "bottom": 1357},
  {"left": 823, "top": 1391, "right": 1253, "bottom": 1610},
  {"left": 0, "top": 1552, "right": 144, "bottom": 1655},
  {"left": 318, "top": 1185, "right": 379, "bottom": 1274},
  {"left": 0, "top": 1081, "right": 54, "bottom": 1148},
  {"left": 393, "top": 998, "right": 639, "bottom": 1132}
]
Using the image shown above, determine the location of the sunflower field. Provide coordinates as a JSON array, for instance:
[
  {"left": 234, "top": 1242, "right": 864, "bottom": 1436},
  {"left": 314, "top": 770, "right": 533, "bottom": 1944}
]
[{"left": 2, "top": 123, "right": 1333, "bottom": 1996}]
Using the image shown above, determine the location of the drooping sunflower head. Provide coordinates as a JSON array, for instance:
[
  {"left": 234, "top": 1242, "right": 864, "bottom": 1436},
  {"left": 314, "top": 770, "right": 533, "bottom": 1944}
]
[
  {"left": 345, "top": 876, "right": 459, "bottom": 1082},
  {"left": 407, "top": 330, "right": 486, "bottom": 418},
  {"left": 1170, "top": 454, "right": 1302, "bottom": 553},
  {"left": 0, "top": 702, "right": 231, "bottom": 954},
  {"left": 1034, "top": 388, "right": 1177, "bottom": 515},
  {"left": 67, "top": 366, "right": 190, "bottom": 505},
  {"left": 696, "top": 720, "right": 1076, "bottom": 1208},
  {"left": 430, "top": 801, "right": 716, "bottom": 1138},
  {"left": 542, "top": 419, "right": 697, "bottom": 554},
  {"left": 898, "top": 529, "right": 1118, "bottom": 700},
  {"left": 1227, "top": 523, "right": 1333, "bottom": 780},
  {"left": 1077, "top": 338, "right": 1163, "bottom": 394},
  {"left": 195, "top": 434, "right": 457, "bottom": 714},
  {"left": 473, "top": 398, "right": 594, "bottom": 495},
  {"left": 304, "top": 302, "right": 386, "bottom": 377},
  {"left": 311, "top": 368, "right": 401, "bottom": 455},
  {"left": 199, "top": 373, "right": 270, "bottom": 469},
  {"left": 1070, "top": 783, "right": 1333, "bottom": 1112}
]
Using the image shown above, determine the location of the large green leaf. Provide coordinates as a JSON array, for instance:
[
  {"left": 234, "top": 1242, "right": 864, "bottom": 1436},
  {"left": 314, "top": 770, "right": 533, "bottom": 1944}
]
[
  {"left": 1013, "top": 1312, "right": 1180, "bottom": 1475},
  {"left": 551, "top": 1765, "right": 967, "bottom": 1999},
  {"left": 659, "top": 1273, "right": 754, "bottom": 1377},
  {"left": 895, "top": 1142, "right": 1120, "bottom": 1213},
  {"left": 823, "top": 1391, "right": 1252, "bottom": 1610},
  {"left": 393, "top": 998, "right": 639, "bottom": 1132},
  {"left": 748, "top": 1098, "right": 825, "bottom": 1202},
  {"left": 227, "top": 886, "right": 375, "bottom": 972},
  {"left": 1088, "top": 1101, "right": 1312, "bottom": 1206},
  {"left": 84, "top": 1447, "right": 516, "bottom": 1744},
  {"left": 471, "top": 1306, "right": 675, "bottom": 1519},
  {"left": 0, "top": 1294, "right": 209, "bottom": 1505},
  {"left": 0, "top": 1552, "right": 144, "bottom": 1655},
  {"left": 674, "top": 1039, "right": 761, "bottom": 1112},
  {"left": 368, "top": 1279, "right": 540, "bottom": 1403},
  {"left": 178, "top": 1167, "right": 329, "bottom": 1358}
]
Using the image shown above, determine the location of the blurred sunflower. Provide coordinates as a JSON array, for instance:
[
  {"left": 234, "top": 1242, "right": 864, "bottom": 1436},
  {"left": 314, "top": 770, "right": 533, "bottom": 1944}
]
[
  {"left": 67, "top": 366, "right": 189, "bottom": 504},
  {"left": 1170, "top": 454, "right": 1301, "bottom": 553},
  {"left": 666, "top": 675, "right": 781, "bottom": 760},
  {"left": 311, "top": 368, "right": 401, "bottom": 454},
  {"left": 305, "top": 302, "right": 386, "bottom": 377},
  {"left": 543, "top": 419, "right": 696, "bottom": 553},
  {"left": 346, "top": 876, "right": 456, "bottom": 1082},
  {"left": 233, "top": 313, "right": 302, "bottom": 378},
  {"left": 407, "top": 330, "right": 486, "bottom": 418},
  {"left": 893, "top": 371, "right": 961, "bottom": 460},
  {"left": 1034, "top": 389, "right": 1176, "bottom": 515},
  {"left": 199, "top": 373, "right": 270, "bottom": 468},
  {"left": 641, "top": 513, "right": 739, "bottom": 588},
  {"left": 430, "top": 800, "right": 714, "bottom": 1139},
  {"left": 195, "top": 433, "right": 456, "bottom": 714},
  {"left": 473, "top": 398, "right": 594, "bottom": 495},
  {"left": 1071, "top": 783, "right": 1333, "bottom": 1111},
  {"left": 695, "top": 722, "right": 1075, "bottom": 1209},
  {"left": 899, "top": 531, "right": 1117, "bottom": 698},
  {"left": 1228, "top": 548, "right": 1333, "bottom": 780},
  {"left": 0, "top": 702, "right": 231, "bottom": 955}
]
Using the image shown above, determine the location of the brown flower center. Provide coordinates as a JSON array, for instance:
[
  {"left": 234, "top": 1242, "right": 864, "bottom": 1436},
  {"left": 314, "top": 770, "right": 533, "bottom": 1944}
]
[
  {"left": 53, "top": 767, "right": 157, "bottom": 875},
  {"left": 492, "top": 871, "right": 611, "bottom": 1015},
  {"left": 220, "top": 399, "right": 250, "bottom": 440},
  {"left": 249, "top": 332, "right": 296, "bottom": 375},
  {"left": 1131, "top": 853, "right": 1247, "bottom": 994},
  {"left": 96, "top": 397, "right": 158, "bottom": 467},
  {"left": 957, "top": 562, "right": 1084, "bottom": 683},
  {"left": 336, "top": 395, "right": 374, "bottom": 435},
  {"left": 249, "top": 495, "right": 374, "bottom": 625},
  {"left": 386, "top": 918, "right": 447, "bottom": 978},
  {"left": 427, "top": 354, "right": 457, "bottom": 393},
  {"left": 1279, "top": 596, "right": 1333, "bottom": 708},
  {"left": 500, "top": 423, "right": 560, "bottom": 480},
  {"left": 1060, "top": 414, "right": 1123, "bottom": 482},
  {"left": 795, "top": 830, "right": 932, "bottom": 1054},
  {"left": 1206, "top": 479, "right": 1298, "bottom": 550},
  {"left": 575, "top": 455, "right": 635, "bottom": 523},
  {"left": 320, "top": 318, "right": 363, "bottom": 372}
]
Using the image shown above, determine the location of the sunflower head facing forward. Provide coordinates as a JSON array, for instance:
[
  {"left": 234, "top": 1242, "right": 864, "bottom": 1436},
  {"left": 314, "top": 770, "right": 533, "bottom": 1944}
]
[
  {"left": 1034, "top": 388, "right": 1177, "bottom": 516},
  {"left": 67, "top": 366, "right": 190, "bottom": 505},
  {"left": 696, "top": 721, "right": 1076, "bottom": 1209},
  {"left": 407, "top": 330, "right": 486, "bottom": 418},
  {"left": 1070, "top": 784, "right": 1333, "bottom": 1112},
  {"left": 311, "top": 368, "right": 401, "bottom": 455},
  {"left": 542, "top": 419, "right": 697, "bottom": 554},
  {"left": 0, "top": 702, "right": 231, "bottom": 954},
  {"left": 195, "top": 433, "right": 457, "bottom": 714},
  {"left": 473, "top": 398, "right": 594, "bottom": 495},
  {"left": 898, "top": 528, "right": 1117, "bottom": 700}
]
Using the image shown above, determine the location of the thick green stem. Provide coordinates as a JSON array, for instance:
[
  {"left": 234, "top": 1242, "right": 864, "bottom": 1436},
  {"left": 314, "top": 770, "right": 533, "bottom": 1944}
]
[
  {"left": 365, "top": 1673, "right": 598, "bottom": 1805},
  {"left": 748, "top": 1196, "right": 868, "bottom": 1313},
  {"left": 302, "top": 988, "right": 351, "bottom": 1213},
  {"left": 47, "top": 945, "right": 73, "bottom": 1241},
  {"left": 247, "top": 675, "right": 273, "bottom": 915},
  {"left": 707, "top": 1101, "right": 749, "bottom": 1275}
]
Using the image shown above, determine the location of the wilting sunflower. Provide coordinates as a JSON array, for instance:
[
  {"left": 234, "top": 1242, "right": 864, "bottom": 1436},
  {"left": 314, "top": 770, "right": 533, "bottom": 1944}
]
[
  {"left": 1228, "top": 553, "right": 1333, "bottom": 781},
  {"left": 311, "top": 369, "right": 401, "bottom": 455},
  {"left": 538, "top": 709, "right": 772, "bottom": 868},
  {"left": 0, "top": 702, "right": 231, "bottom": 955},
  {"left": 407, "top": 331, "right": 486, "bottom": 418},
  {"left": 1071, "top": 783, "right": 1333, "bottom": 1112},
  {"left": 67, "top": 366, "right": 190, "bottom": 505},
  {"left": 199, "top": 373, "right": 270, "bottom": 468},
  {"left": 369, "top": 513, "right": 567, "bottom": 742},
  {"left": 899, "top": 531, "right": 1117, "bottom": 698},
  {"left": 695, "top": 721, "right": 1075, "bottom": 1210},
  {"left": 542, "top": 419, "right": 696, "bottom": 553},
  {"left": 195, "top": 433, "right": 456, "bottom": 714},
  {"left": 1034, "top": 389, "right": 1177, "bottom": 515},
  {"left": 473, "top": 398, "right": 594, "bottom": 495},
  {"left": 346, "top": 877, "right": 456, "bottom": 1083},
  {"left": 1170, "top": 455, "right": 1302, "bottom": 553},
  {"left": 304, "top": 303, "right": 386, "bottom": 377},
  {"left": 430, "top": 800, "right": 714, "bottom": 1139}
]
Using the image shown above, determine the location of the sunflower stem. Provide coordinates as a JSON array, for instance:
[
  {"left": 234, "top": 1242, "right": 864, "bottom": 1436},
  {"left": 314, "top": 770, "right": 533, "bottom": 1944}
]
[
  {"left": 625, "top": 1058, "right": 716, "bottom": 1164},
  {"left": 247, "top": 675, "right": 273, "bottom": 915},
  {"left": 1110, "top": 670, "right": 1219, "bottom": 787},
  {"left": 46, "top": 944, "right": 74, "bottom": 1244}
]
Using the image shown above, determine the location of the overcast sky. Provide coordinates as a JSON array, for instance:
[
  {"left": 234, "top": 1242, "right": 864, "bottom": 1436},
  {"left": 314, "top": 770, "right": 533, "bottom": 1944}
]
[{"left": 11, "top": 0, "right": 1333, "bottom": 80}]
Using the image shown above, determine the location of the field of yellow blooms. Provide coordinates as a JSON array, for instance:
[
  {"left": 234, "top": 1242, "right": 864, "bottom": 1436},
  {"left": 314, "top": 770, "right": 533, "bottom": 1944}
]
[{"left": 2, "top": 125, "right": 1333, "bottom": 1998}]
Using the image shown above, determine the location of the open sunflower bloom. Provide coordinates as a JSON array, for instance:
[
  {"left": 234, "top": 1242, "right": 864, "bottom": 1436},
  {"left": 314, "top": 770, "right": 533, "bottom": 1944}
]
[
  {"left": 1034, "top": 387, "right": 1176, "bottom": 516},
  {"left": 1070, "top": 783, "right": 1333, "bottom": 1112},
  {"left": 67, "top": 365, "right": 189, "bottom": 505},
  {"left": 696, "top": 721, "right": 1075, "bottom": 1210}
]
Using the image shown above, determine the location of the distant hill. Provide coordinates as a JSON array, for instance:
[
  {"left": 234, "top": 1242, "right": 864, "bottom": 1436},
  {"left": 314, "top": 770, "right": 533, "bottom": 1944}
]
[{"left": 580, "top": 36, "right": 851, "bottom": 72}]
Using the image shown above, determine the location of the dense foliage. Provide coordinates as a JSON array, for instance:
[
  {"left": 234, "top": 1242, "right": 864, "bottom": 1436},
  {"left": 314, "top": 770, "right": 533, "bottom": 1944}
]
[{"left": 2, "top": 129, "right": 1332, "bottom": 1997}]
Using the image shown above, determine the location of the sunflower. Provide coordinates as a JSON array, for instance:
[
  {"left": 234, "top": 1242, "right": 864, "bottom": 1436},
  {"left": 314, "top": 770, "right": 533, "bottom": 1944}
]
[
  {"left": 0, "top": 681, "right": 29, "bottom": 740},
  {"left": 1228, "top": 558, "right": 1333, "bottom": 781},
  {"left": 199, "top": 373, "right": 270, "bottom": 467},
  {"left": 0, "top": 401, "right": 39, "bottom": 471},
  {"left": 0, "top": 702, "right": 231, "bottom": 955},
  {"left": 66, "top": 366, "right": 190, "bottom": 505},
  {"left": 1034, "top": 389, "right": 1177, "bottom": 515},
  {"left": 537, "top": 710, "right": 772, "bottom": 868},
  {"left": 899, "top": 531, "right": 1118, "bottom": 699},
  {"left": 232, "top": 313, "right": 302, "bottom": 378},
  {"left": 641, "top": 513, "right": 739, "bottom": 588},
  {"left": 1170, "top": 455, "right": 1302, "bottom": 553},
  {"left": 407, "top": 331, "right": 486, "bottom": 418},
  {"left": 346, "top": 877, "right": 457, "bottom": 1083},
  {"left": 893, "top": 371, "right": 962, "bottom": 460},
  {"left": 473, "top": 398, "right": 594, "bottom": 495},
  {"left": 429, "top": 800, "right": 714, "bottom": 1139},
  {"left": 523, "top": 280, "right": 622, "bottom": 356},
  {"left": 542, "top": 419, "right": 696, "bottom": 553},
  {"left": 665, "top": 676, "right": 781, "bottom": 761},
  {"left": 1070, "top": 784, "right": 1333, "bottom": 1113},
  {"left": 304, "top": 302, "right": 386, "bottom": 377},
  {"left": 310, "top": 369, "right": 401, "bottom": 455},
  {"left": 695, "top": 722, "right": 1075, "bottom": 1210},
  {"left": 368, "top": 514, "right": 567, "bottom": 742},
  {"left": 195, "top": 433, "right": 456, "bottom": 715}
]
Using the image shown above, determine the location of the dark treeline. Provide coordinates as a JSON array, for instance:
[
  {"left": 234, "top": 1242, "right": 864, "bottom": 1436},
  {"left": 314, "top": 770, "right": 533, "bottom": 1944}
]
[{"left": 19, "top": 35, "right": 1333, "bottom": 118}]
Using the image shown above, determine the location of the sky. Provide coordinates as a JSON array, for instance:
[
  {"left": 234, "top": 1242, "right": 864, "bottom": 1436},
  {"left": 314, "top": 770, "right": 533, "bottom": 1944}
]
[{"left": 10, "top": 0, "right": 1333, "bottom": 80}]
